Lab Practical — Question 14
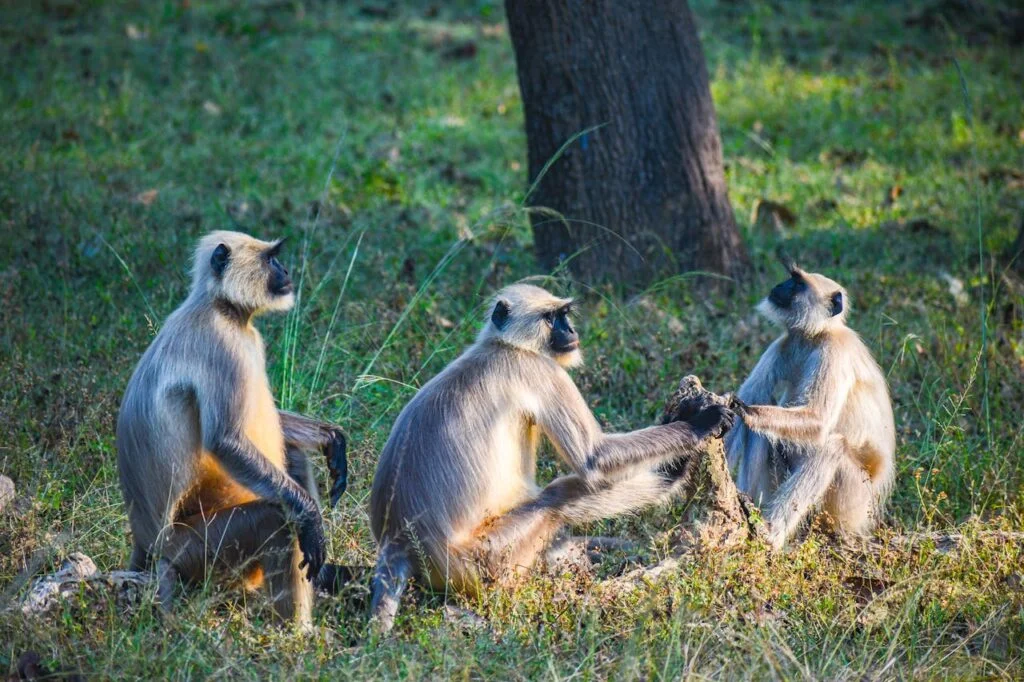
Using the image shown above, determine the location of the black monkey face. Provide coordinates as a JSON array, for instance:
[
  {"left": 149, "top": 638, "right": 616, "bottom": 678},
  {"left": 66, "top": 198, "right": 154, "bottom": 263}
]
[
  {"left": 544, "top": 304, "right": 578, "bottom": 354},
  {"left": 768, "top": 270, "right": 807, "bottom": 310},
  {"left": 758, "top": 265, "right": 849, "bottom": 334},
  {"left": 265, "top": 239, "right": 293, "bottom": 297}
]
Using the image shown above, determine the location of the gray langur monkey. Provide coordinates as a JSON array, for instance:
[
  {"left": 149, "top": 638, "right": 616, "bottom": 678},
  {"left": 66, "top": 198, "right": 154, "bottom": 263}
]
[
  {"left": 725, "top": 265, "right": 895, "bottom": 549},
  {"left": 368, "top": 284, "right": 734, "bottom": 633},
  {"left": 116, "top": 231, "right": 348, "bottom": 628}
]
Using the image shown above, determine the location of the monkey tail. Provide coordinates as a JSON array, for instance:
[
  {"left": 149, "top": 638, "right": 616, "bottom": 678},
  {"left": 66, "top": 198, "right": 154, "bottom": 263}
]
[
  {"left": 326, "top": 429, "right": 348, "bottom": 508},
  {"left": 369, "top": 541, "right": 412, "bottom": 635}
]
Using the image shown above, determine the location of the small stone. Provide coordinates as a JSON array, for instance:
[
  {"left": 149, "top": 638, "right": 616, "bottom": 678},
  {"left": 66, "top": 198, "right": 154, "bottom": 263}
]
[
  {"left": 58, "top": 552, "right": 97, "bottom": 580},
  {"left": 0, "top": 474, "right": 14, "bottom": 512},
  {"left": 443, "top": 605, "right": 488, "bottom": 633}
]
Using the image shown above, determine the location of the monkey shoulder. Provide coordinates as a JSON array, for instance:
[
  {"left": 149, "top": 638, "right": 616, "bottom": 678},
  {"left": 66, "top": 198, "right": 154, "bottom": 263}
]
[
  {"left": 151, "top": 309, "right": 250, "bottom": 406},
  {"left": 472, "top": 342, "right": 572, "bottom": 388},
  {"left": 409, "top": 344, "right": 570, "bottom": 425},
  {"left": 822, "top": 328, "right": 884, "bottom": 380}
]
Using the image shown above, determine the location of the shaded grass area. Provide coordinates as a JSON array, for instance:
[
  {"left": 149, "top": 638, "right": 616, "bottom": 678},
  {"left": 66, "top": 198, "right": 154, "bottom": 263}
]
[{"left": 1, "top": 0, "right": 1022, "bottom": 678}]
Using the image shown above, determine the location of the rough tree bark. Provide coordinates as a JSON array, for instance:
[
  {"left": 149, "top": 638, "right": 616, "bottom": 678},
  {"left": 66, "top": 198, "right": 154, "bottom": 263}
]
[{"left": 505, "top": 0, "right": 747, "bottom": 287}]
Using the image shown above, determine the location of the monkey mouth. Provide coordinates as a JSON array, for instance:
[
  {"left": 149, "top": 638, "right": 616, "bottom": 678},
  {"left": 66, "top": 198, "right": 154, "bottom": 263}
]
[
  {"left": 272, "top": 279, "right": 294, "bottom": 296},
  {"left": 768, "top": 289, "right": 790, "bottom": 308},
  {"left": 553, "top": 340, "right": 580, "bottom": 353}
]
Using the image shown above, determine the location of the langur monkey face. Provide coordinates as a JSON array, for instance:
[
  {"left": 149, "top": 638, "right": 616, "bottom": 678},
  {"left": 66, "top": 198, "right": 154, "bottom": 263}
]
[
  {"left": 485, "top": 284, "right": 583, "bottom": 368},
  {"left": 543, "top": 303, "right": 578, "bottom": 354},
  {"left": 759, "top": 266, "right": 847, "bottom": 335},
  {"left": 263, "top": 240, "right": 294, "bottom": 298},
  {"left": 203, "top": 232, "right": 295, "bottom": 315}
]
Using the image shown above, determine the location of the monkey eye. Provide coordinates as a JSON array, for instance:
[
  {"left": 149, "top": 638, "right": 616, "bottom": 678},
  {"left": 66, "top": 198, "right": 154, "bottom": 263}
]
[{"left": 542, "top": 311, "right": 554, "bottom": 325}]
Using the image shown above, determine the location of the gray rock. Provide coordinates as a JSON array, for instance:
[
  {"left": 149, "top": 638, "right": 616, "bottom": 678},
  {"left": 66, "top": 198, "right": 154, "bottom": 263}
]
[{"left": 0, "top": 474, "right": 14, "bottom": 513}]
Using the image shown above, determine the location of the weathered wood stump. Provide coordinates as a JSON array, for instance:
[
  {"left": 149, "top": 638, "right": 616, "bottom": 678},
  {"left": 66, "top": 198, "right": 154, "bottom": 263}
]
[
  {"left": 604, "top": 376, "right": 764, "bottom": 590},
  {"left": 660, "top": 375, "right": 763, "bottom": 552}
]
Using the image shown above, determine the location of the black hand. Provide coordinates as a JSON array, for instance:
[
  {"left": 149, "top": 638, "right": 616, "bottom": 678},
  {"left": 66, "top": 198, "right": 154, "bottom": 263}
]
[
  {"left": 728, "top": 395, "right": 750, "bottom": 416},
  {"left": 691, "top": 404, "right": 736, "bottom": 439},
  {"left": 296, "top": 513, "right": 326, "bottom": 582},
  {"left": 672, "top": 396, "right": 706, "bottom": 424}
]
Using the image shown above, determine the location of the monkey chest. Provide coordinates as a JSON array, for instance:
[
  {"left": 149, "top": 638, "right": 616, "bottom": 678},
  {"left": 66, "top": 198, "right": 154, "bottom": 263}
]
[
  {"left": 476, "top": 422, "right": 537, "bottom": 518},
  {"left": 242, "top": 378, "right": 286, "bottom": 471}
]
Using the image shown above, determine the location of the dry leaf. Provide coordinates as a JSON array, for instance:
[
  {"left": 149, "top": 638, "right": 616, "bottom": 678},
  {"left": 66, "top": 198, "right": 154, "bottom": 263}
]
[
  {"left": 882, "top": 184, "right": 903, "bottom": 207},
  {"left": 135, "top": 189, "right": 159, "bottom": 206}
]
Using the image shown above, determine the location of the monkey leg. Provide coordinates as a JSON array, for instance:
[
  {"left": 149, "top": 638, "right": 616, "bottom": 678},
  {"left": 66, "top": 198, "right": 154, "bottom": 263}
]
[
  {"left": 368, "top": 462, "right": 697, "bottom": 635},
  {"left": 155, "top": 501, "right": 311, "bottom": 626},
  {"left": 369, "top": 540, "right": 414, "bottom": 635},
  {"left": 465, "top": 459, "right": 697, "bottom": 584},
  {"left": 731, "top": 425, "right": 775, "bottom": 506},
  {"left": 466, "top": 499, "right": 567, "bottom": 583},
  {"left": 550, "top": 463, "right": 696, "bottom": 525},
  {"left": 822, "top": 453, "right": 876, "bottom": 537},
  {"left": 261, "top": 533, "right": 314, "bottom": 629},
  {"left": 129, "top": 543, "right": 152, "bottom": 572},
  {"left": 764, "top": 436, "right": 846, "bottom": 549},
  {"left": 285, "top": 445, "right": 321, "bottom": 510}
]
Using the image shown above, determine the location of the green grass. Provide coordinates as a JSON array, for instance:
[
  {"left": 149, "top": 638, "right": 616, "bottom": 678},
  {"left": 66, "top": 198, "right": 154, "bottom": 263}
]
[{"left": 2, "top": 0, "right": 1023, "bottom": 678}]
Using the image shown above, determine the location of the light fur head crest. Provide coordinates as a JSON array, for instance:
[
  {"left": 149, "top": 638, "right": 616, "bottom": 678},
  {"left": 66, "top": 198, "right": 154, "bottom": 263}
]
[
  {"left": 191, "top": 230, "right": 294, "bottom": 317},
  {"left": 478, "top": 283, "right": 582, "bottom": 368},
  {"left": 758, "top": 267, "right": 849, "bottom": 336}
]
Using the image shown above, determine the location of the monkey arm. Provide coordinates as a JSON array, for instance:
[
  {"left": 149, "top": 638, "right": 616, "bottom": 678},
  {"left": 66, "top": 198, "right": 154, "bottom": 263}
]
[
  {"left": 738, "top": 405, "right": 824, "bottom": 443},
  {"left": 205, "top": 434, "right": 319, "bottom": 520},
  {"left": 206, "top": 433, "right": 325, "bottom": 579},
  {"left": 535, "top": 371, "right": 722, "bottom": 483},
  {"left": 738, "top": 353, "right": 852, "bottom": 445},
  {"left": 736, "top": 339, "right": 784, "bottom": 404},
  {"left": 584, "top": 421, "right": 708, "bottom": 478}
]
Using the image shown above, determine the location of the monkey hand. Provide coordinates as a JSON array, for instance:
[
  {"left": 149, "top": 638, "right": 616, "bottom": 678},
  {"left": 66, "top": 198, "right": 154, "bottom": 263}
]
[
  {"left": 727, "top": 395, "right": 751, "bottom": 417},
  {"left": 689, "top": 404, "right": 736, "bottom": 440},
  {"left": 296, "top": 512, "right": 327, "bottom": 582}
]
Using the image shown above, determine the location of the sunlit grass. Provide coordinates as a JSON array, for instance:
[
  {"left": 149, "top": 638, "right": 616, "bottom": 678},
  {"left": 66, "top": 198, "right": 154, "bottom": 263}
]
[{"left": 1, "top": 0, "right": 1022, "bottom": 678}]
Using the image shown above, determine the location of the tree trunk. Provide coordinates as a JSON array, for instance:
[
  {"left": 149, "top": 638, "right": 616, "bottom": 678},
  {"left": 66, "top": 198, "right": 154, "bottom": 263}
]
[{"left": 505, "top": 0, "right": 747, "bottom": 287}]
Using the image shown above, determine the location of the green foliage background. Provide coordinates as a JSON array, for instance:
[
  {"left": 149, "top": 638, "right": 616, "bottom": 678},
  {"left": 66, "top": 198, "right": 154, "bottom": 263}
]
[{"left": 1, "top": 0, "right": 1022, "bottom": 678}]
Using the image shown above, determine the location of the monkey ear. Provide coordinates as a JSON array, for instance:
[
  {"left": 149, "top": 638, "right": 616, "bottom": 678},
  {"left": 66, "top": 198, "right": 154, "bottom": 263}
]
[
  {"left": 775, "top": 246, "right": 798, "bottom": 274},
  {"left": 491, "top": 299, "right": 510, "bottom": 330},
  {"left": 211, "top": 244, "right": 231, "bottom": 277},
  {"left": 266, "top": 237, "right": 286, "bottom": 258},
  {"left": 829, "top": 291, "right": 844, "bottom": 317}
]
